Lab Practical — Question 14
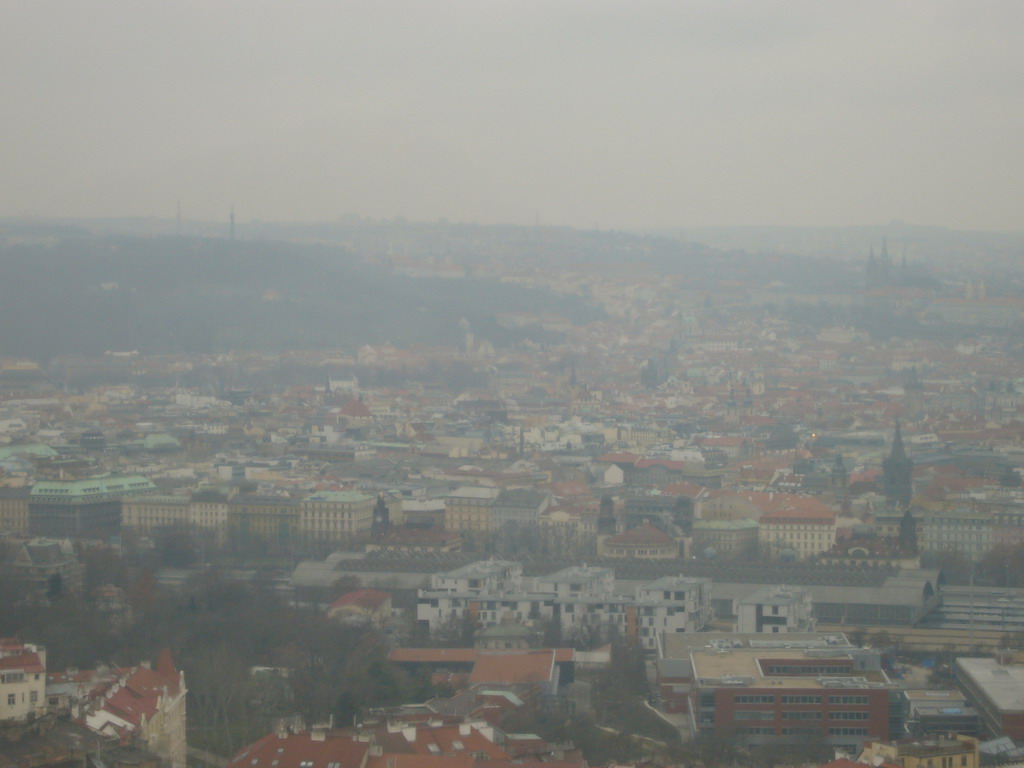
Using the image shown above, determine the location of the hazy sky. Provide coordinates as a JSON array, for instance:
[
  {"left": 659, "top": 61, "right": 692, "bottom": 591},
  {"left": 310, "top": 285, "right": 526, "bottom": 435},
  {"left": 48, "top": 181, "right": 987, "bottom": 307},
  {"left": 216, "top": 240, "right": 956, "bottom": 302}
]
[{"left": 3, "top": 1, "right": 1023, "bottom": 231}]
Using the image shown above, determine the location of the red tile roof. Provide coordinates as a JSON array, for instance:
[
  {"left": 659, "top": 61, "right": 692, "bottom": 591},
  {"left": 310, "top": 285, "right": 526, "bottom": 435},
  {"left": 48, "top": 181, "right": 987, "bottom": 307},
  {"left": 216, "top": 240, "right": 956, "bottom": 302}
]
[
  {"left": 330, "top": 589, "right": 391, "bottom": 611},
  {"left": 595, "top": 453, "right": 640, "bottom": 465},
  {"left": 0, "top": 651, "right": 44, "bottom": 674},
  {"left": 604, "top": 522, "right": 675, "bottom": 546},
  {"left": 228, "top": 730, "right": 370, "bottom": 768}
]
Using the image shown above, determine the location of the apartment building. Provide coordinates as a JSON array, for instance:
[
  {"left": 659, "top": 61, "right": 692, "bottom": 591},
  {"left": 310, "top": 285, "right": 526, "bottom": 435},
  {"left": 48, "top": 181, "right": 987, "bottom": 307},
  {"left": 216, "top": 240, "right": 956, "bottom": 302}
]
[
  {"left": 299, "top": 490, "right": 375, "bottom": 543},
  {"left": 736, "top": 586, "right": 815, "bottom": 634},
  {"left": 0, "top": 639, "right": 46, "bottom": 724},
  {"left": 416, "top": 561, "right": 711, "bottom": 651}
]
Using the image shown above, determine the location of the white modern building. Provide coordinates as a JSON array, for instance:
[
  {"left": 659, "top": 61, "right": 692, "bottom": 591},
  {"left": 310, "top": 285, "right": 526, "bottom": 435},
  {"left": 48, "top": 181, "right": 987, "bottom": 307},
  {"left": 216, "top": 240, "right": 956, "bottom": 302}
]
[
  {"left": 736, "top": 585, "right": 815, "bottom": 634},
  {"left": 416, "top": 561, "right": 712, "bottom": 651}
]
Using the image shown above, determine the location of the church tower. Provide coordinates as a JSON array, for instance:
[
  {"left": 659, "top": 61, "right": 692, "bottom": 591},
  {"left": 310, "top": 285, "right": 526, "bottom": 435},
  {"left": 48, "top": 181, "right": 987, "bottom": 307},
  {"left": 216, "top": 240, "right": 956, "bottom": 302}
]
[
  {"left": 598, "top": 494, "right": 617, "bottom": 536},
  {"left": 899, "top": 505, "right": 918, "bottom": 555},
  {"left": 882, "top": 420, "right": 913, "bottom": 508},
  {"left": 371, "top": 494, "right": 391, "bottom": 540}
]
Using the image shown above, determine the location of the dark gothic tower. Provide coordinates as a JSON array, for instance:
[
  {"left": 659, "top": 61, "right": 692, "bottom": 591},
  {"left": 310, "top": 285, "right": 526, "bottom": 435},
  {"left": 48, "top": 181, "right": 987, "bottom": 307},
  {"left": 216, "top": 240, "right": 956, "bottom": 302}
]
[
  {"left": 371, "top": 494, "right": 390, "bottom": 540},
  {"left": 830, "top": 453, "right": 848, "bottom": 495},
  {"left": 899, "top": 505, "right": 918, "bottom": 554},
  {"left": 882, "top": 420, "right": 913, "bottom": 508},
  {"left": 598, "top": 494, "right": 616, "bottom": 536}
]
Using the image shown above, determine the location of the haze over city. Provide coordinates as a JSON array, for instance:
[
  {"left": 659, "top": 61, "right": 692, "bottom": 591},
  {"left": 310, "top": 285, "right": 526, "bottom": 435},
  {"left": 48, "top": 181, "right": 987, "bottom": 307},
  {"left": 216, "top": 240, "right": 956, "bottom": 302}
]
[
  {"left": 3, "top": 1, "right": 1024, "bottom": 231},
  {"left": 5, "top": 4, "right": 1024, "bottom": 768}
]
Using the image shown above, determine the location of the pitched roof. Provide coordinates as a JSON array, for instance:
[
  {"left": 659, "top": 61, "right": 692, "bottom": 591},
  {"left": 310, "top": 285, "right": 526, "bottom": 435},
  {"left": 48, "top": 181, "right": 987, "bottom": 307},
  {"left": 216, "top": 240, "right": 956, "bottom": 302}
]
[
  {"left": 329, "top": 589, "right": 391, "bottom": 611},
  {"left": 604, "top": 522, "right": 675, "bottom": 546},
  {"left": 0, "top": 650, "right": 44, "bottom": 674},
  {"left": 340, "top": 399, "right": 373, "bottom": 419},
  {"left": 469, "top": 650, "right": 555, "bottom": 685},
  {"left": 228, "top": 730, "right": 370, "bottom": 768}
]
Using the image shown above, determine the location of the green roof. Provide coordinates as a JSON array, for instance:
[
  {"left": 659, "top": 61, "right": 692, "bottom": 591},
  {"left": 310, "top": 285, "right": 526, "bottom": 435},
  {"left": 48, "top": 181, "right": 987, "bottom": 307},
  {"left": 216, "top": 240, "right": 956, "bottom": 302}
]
[
  {"left": 0, "top": 444, "right": 59, "bottom": 461},
  {"left": 304, "top": 491, "right": 373, "bottom": 503},
  {"left": 31, "top": 474, "right": 157, "bottom": 501},
  {"left": 128, "top": 494, "right": 189, "bottom": 506},
  {"left": 143, "top": 433, "right": 181, "bottom": 450},
  {"left": 693, "top": 518, "right": 760, "bottom": 530}
]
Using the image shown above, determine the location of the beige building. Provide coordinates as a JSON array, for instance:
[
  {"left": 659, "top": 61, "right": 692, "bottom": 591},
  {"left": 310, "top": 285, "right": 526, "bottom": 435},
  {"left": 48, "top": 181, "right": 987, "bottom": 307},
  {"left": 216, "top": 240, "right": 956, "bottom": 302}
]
[
  {"left": 299, "top": 491, "right": 375, "bottom": 543},
  {"left": 188, "top": 491, "right": 230, "bottom": 546},
  {"left": 121, "top": 490, "right": 231, "bottom": 546},
  {"left": 598, "top": 522, "right": 679, "bottom": 559},
  {"left": 444, "top": 486, "right": 501, "bottom": 533},
  {"left": 122, "top": 495, "right": 190, "bottom": 531},
  {"left": 759, "top": 506, "right": 837, "bottom": 561},
  {"left": 692, "top": 518, "right": 759, "bottom": 559},
  {"left": 859, "top": 735, "right": 979, "bottom": 768},
  {"left": 0, "top": 639, "right": 46, "bottom": 724},
  {"left": 0, "top": 487, "right": 30, "bottom": 532}
]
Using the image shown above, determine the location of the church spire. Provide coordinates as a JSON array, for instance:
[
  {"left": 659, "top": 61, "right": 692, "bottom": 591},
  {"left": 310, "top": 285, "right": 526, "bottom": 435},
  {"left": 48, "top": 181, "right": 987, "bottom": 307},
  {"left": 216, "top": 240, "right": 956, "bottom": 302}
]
[{"left": 883, "top": 419, "right": 913, "bottom": 508}]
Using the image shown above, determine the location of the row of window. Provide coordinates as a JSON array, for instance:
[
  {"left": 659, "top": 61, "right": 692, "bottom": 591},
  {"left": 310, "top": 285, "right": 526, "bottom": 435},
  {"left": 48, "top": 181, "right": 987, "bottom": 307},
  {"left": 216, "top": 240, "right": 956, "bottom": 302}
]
[
  {"left": 737, "top": 711, "right": 868, "bottom": 721},
  {"left": 734, "top": 725, "right": 868, "bottom": 737},
  {"left": 764, "top": 665, "right": 849, "bottom": 675},
  {"left": 734, "top": 694, "right": 870, "bottom": 705}
]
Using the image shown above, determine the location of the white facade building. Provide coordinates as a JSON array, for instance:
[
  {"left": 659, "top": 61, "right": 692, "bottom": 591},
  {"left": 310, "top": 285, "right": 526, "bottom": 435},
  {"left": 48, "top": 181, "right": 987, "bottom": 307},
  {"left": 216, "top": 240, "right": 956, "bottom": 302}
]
[
  {"left": 736, "top": 585, "right": 815, "bottom": 634},
  {"left": 416, "top": 561, "right": 712, "bottom": 651}
]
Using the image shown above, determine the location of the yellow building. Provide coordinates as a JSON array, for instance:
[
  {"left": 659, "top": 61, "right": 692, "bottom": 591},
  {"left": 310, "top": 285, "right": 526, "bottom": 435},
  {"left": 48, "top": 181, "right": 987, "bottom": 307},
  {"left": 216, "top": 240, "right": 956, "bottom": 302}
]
[
  {"left": 227, "top": 494, "right": 299, "bottom": 552},
  {"left": 860, "top": 735, "right": 979, "bottom": 768},
  {"left": 122, "top": 495, "right": 190, "bottom": 532},
  {"left": 0, "top": 487, "right": 30, "bottom": 532},
  {"left": 444, "top": 486, "right": 500, "bottom": 533},
  {"left": 188, "top": 490, "right": 230, "bottom": 546}
]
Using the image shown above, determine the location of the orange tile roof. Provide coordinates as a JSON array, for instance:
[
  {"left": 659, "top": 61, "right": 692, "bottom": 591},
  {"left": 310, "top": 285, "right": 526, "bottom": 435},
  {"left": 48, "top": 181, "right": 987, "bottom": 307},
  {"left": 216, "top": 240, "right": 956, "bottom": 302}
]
[{"left": 469, "top": 650, "right": 556, "bottom": 685}]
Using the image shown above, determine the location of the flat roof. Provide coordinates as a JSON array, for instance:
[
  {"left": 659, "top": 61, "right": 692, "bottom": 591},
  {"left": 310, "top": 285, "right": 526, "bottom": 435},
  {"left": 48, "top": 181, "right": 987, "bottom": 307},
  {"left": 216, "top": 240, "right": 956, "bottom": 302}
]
[
  {"left": 539, "top": 566, "right": 614, "bottom": 583},
  {"left": 441, "top": 560, "right": 519, "bottom": 579},
  {"left": 662, "top": 631, "right": 853, "bottom": 660},
  {"left": 691, "top": 648, "right": 890, "bottom": 688},
  {"left": 956, "top": 658, "right": 1024, "bottom": 713},
  {"left": 738, "top": 585, "right": 810, "bottom": 606}
]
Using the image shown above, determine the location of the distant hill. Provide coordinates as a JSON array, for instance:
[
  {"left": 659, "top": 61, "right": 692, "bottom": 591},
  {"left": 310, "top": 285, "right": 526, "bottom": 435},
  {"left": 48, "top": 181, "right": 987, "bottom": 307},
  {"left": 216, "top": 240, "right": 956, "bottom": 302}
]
[{"left": 0, "top": 235, "right": 603, "bottom": 360}]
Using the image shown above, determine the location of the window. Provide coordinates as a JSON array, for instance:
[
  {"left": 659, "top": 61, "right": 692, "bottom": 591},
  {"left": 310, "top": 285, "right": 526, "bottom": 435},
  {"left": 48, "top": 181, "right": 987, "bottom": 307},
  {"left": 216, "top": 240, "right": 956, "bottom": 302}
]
[
  {"left": 735, "top": 695, "right": 775, "bottom": 704},
  {"left": 7, "top": 694, "right": 14, "bottom": 706},
  {"left": 782, "top": 711, "right": 821, "bottom": 720},
  {"left": 735, "top": 710, "right": 774, "bottom": 720},
  {"left": 830, "top": 711, "right": 869, "bottom": 720},
  {"left": 781, "top": 695, "right": 821, "bottom": 704},
  {"left": 30, "top": 691, "right": 38, "bottom": 704},
  {"left": 828, "top": 727, "right": 868, "bottom": 736},
  {"left": 828, "top": 695, "right": 869, "bottom": 705}
]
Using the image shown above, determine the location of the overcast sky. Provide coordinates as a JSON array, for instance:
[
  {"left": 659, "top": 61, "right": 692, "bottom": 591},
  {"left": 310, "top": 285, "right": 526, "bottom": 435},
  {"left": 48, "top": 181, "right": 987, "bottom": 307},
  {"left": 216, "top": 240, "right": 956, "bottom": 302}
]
[{"left": 3, "top": 1, "right": 1023, "bottom": 231}]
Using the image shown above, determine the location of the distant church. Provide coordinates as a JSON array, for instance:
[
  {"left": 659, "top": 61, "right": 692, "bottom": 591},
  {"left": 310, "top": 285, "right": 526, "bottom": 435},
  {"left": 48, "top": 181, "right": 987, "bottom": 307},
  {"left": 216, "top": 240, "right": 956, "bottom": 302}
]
[{"left": 865, "top": 240, "right": 905, "bottom": 290}]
